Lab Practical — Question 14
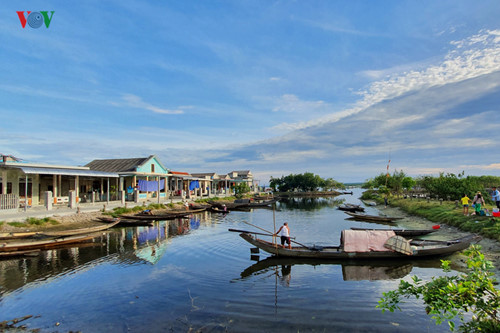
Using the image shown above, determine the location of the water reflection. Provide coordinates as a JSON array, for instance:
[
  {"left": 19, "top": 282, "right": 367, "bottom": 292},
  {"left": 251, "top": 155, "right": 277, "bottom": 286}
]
[
  {"left": 237, "top": 257, "right": 424, "bottom": 282},
  {"left": 277, "top": 197, "right": 344, "bottom": 211},
  {"left": 0, "top": 214, "right": 213, "bottom": 295}
]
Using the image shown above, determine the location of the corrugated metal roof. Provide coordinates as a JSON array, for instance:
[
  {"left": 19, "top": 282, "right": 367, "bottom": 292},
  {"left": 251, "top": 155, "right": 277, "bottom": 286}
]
[
  {"left": 85, "top": 157, "right": 149, "bottom": 172},
  {"left": 16, "top": 166, "right": 119, "bottom": 178}
]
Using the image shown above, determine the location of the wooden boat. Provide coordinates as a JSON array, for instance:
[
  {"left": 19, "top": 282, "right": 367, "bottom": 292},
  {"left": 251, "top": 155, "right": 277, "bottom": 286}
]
[
  {"left": 97, "top": 217, "right": 154, "bottom": 227},
  {"left": 39, "top": 220, "right": 120, "bottom": 237},
  {"left": 238, "top": 231, "right": 479, "bottom": 259},
  {"left": 0, "top": 234, "right": 96, "bottom": 252},
  {"left": 246, "top": 199, "right": 277, "bottom": 207},
  {"left": 350, "top": 227, "right": 437, "bottom": 237},
  {"left": 337, "top": 204, "right": 365, "bottom": 212},
  {"left": 0, "top": 231, "right": 39, "bottom": 240},
  {"left": 120, "top": 208, "right": 206, "bottom": 221},
  {"left": 342, "top": 191, "right": 353, "bottom": 195},
  {"left": 344, "top": 211, "right": 403, "bottom": 222},
  {"left": 0, "top": 249, "right": 40, "bottom": 258},
  {"left": 209, "top": 206, "right": 229, "bottom": 213},
  {"left": 208, "top": 201, "right": 248, "bottom": 210}
]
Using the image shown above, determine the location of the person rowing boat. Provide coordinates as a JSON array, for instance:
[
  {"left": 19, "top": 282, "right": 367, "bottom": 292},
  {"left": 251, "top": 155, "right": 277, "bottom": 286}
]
[{"left": 274, "top": 222, "right": 291, "bottom": 249}]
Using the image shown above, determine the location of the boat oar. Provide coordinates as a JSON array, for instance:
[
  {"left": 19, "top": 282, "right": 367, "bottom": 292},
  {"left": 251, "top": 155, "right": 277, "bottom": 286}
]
[
  {"left": 228, "top": 228, "right": 276, "bottom": 237},
  {"left": 241, "top": 220, "right": 275, "bottom": 236},
  {"left": 228, "top": 228, "right": 296, "bottom": 239},
  {"left": 240, "top": 220, "right": 313, "bottom": 250}
]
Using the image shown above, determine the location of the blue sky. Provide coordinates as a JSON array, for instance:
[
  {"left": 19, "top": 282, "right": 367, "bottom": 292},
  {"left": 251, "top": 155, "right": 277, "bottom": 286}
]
[{"left": 2, "top": 1, "right": 500, "bottom": 183}]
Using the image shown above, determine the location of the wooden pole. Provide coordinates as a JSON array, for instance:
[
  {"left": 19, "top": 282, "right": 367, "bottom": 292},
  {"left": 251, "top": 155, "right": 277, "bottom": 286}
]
[{"left": 273, "top": 203, "right": 277, "bottom": 246}]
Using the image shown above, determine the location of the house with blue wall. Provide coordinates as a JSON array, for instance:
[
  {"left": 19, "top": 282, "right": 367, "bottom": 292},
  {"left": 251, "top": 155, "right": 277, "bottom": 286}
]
[{"left": 85, "top": 155, "right": 171, "bottom": 202}]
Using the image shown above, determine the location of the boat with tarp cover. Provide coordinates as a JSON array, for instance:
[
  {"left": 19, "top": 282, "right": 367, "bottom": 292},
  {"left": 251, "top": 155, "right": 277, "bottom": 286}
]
[{"left": 238, "top": 230, "right": 479, "bottom": 259}]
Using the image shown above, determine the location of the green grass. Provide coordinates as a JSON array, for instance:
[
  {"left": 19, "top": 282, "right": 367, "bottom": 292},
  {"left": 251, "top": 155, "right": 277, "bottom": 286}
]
[
  {"left": 104, "top": 203, "right": 169, "bottom": 218},
  {"left": 7, "top": 222, "right": 25, "bottom": 228},
  {"left": 26, "top": 217, "right": 60, "bottom": 226},
  {"left": 381, "top": 195, "right": 500, "bottom": 241},
  {"left": 195, "top": 196, "right": 237, "bottom": 203},
  {"left": 6, "top": 217, "right": 60, "bottom": 228},
  {"left": 0, "top": 221, "right": 3, "bottom": 227}
]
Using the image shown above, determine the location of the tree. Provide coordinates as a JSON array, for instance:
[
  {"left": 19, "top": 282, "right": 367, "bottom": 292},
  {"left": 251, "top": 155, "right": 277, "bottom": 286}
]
[
  {"left": 402, "top": 176, "right": 416, "bottom": 191},
  {"left": 233, "top": 182, "right": 250, "bottom": 198},
  {"left": 378, "top": 245, "right": 500, "bottom": 332},
  {"left": 269, "top": 173, "right": 344, "bottom": 192}
]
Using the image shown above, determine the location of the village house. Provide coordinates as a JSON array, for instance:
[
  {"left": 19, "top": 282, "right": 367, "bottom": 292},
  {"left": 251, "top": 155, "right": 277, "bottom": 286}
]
[
  {"left": 0, "top": 154, "right": 118, "bottom": 211},
  {"left": 0, "top": 154, "right": 256, "bottom": 212}
]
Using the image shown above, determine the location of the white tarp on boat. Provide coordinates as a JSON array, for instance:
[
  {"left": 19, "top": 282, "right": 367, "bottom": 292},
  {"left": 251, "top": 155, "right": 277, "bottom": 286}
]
[{"left": 341, "top": 230, "right": 396, "bottom": 252}]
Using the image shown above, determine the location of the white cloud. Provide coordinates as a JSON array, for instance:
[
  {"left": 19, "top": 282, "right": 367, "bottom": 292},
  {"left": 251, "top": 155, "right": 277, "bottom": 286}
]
[
  {"left": 119, "top": 94, "right": 185, "bottom": 115},
  {"left": 270, "top": 30, "right": 500, "bottom": 133},
  {"left": 272, "top": 94, "right": 326, "bottom": 113},
  {"left": 260, "top": 150, "right": 326, "bottom": 163}
]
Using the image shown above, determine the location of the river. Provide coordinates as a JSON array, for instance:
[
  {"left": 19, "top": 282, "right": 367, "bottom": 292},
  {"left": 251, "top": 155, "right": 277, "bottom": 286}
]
[{"left": 0, "top": 189, "right": 465, "bottom": 332}]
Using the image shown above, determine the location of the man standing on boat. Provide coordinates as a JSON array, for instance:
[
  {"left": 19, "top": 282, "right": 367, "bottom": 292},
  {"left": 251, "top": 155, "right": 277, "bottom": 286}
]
[{"left": 275, "top": 222, "right": 291, "bottom": 249}]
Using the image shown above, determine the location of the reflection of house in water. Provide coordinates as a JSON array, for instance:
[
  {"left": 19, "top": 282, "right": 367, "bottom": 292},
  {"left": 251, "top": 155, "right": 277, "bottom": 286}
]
[
  {"left": 0, "top": 215, "right": 213, "bottom": 294},
  {"left": 118, "top": 217, "right": 203, "bottom": 264}
]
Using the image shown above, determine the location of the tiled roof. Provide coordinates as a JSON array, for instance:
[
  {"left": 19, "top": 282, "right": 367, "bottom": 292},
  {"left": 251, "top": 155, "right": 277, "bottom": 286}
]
[
  {"left": 170, "top": 171, "right": 191, "bottom": 176},
  {"left": 85, "top": 157, "right": 149, "bottom": 172}
]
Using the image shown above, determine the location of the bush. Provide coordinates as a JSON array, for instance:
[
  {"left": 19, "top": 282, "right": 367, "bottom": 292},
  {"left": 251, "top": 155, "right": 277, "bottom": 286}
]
[
  {"left": 378, "top": 245, "right": 500, "bottom": 331},
  {"left": 26, "top": 217, "right": 59, "bottom": 226}
]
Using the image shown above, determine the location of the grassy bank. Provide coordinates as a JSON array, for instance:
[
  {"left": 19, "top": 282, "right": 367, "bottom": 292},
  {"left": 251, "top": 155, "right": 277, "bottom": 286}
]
[{"left": 362, "top": 191, "right": 500, "bottom": 241}]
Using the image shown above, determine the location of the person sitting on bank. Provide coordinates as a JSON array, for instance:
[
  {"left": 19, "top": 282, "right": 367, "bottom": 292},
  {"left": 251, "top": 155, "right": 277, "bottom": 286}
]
[{"left": 275, "top": 222, "right": 291, "bottom": 249}]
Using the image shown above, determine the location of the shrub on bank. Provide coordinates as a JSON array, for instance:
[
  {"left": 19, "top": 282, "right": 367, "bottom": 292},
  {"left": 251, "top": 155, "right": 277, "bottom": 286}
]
[{"left": 378, "top": 245, "right": 500, "bottom": 332}]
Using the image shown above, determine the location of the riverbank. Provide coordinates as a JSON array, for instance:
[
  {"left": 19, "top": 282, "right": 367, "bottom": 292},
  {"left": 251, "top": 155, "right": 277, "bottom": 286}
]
[
  {"left": 0, "top": 202, "right": 191, "bottom": 234},
  {"left": 378, "top": 203, "right": 500, "bottom": 277}
]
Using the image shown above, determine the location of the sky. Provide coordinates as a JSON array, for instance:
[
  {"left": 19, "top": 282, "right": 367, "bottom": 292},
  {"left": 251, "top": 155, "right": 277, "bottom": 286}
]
[{"left": 1, "top": 1, "right": 500, "bottom": 184}]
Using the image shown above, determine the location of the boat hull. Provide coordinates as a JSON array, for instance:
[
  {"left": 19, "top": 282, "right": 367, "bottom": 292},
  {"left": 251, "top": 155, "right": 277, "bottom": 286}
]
[
  {"left": 0, "top": 234, "right": 96, "bottom": 252},
  {"left": 344, "top": 211, "right": 403, "bottom": 222},
  {"left": 239, "top": 233, "right": 477, "bottom": 259},
  {"left": 350, "top": 227, "right": 437, "bottom": 237}
]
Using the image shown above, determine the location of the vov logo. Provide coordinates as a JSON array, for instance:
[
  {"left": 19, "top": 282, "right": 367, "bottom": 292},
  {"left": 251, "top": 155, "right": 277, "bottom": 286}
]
[{"left": 17, "top": 11, "right": 55, "bottom": 29}]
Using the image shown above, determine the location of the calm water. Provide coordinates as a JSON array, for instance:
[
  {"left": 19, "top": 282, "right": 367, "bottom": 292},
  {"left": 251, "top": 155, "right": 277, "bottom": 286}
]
[{"left": 0, "top": 189, "right": 463, "bottom": 332}]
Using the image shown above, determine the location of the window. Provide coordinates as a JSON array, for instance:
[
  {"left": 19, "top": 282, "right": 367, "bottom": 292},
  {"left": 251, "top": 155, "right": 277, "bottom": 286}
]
[{"left": 151, "top": 164, "right": 155, "bottom": 173}]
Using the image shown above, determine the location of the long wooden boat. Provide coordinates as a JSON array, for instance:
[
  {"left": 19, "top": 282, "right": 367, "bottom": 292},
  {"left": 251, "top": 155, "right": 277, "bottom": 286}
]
[
  {"left": 209, "top": 206, "right": 229, "bottom": 213},
  {"left": 238, "top": 232, "right": 479, "bottom": 259},
  {"left": 246, "top": 199, "right": 277, "bottom": 207},
  {"left": 120, "top": 208, "right": 206, "bottom": 221},
  {"left": 208, "top": 201, "right": 248, "bottom": 210},
  {"left": 0, "top": 249, "right": 40, "bottom": 258},
  {"left": 350, "top": 227, "right": 437, "bottom": 237},
  {"left": 97, "top": 217, "right": 154, "bottom": 227},
  {"left": 0, "top": 231, "right": 39, "bottom": 240},
  {"left": 39, "top": 220, "right": 120, "bottom": 237},
  {"left": 337, "top": 204, "right": 365, "bottom": 212},
  {"left": 0, "top": 234, "right": 96, "bottom": 252},
  {"left": 344, "top": 211, "right": 403, "bottom": 222}
]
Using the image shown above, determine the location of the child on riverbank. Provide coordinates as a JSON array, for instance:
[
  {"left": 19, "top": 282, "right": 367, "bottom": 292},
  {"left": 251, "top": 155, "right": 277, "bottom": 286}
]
[{"left": 461, "top": 194, "right": 472, "bottom": 216}]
